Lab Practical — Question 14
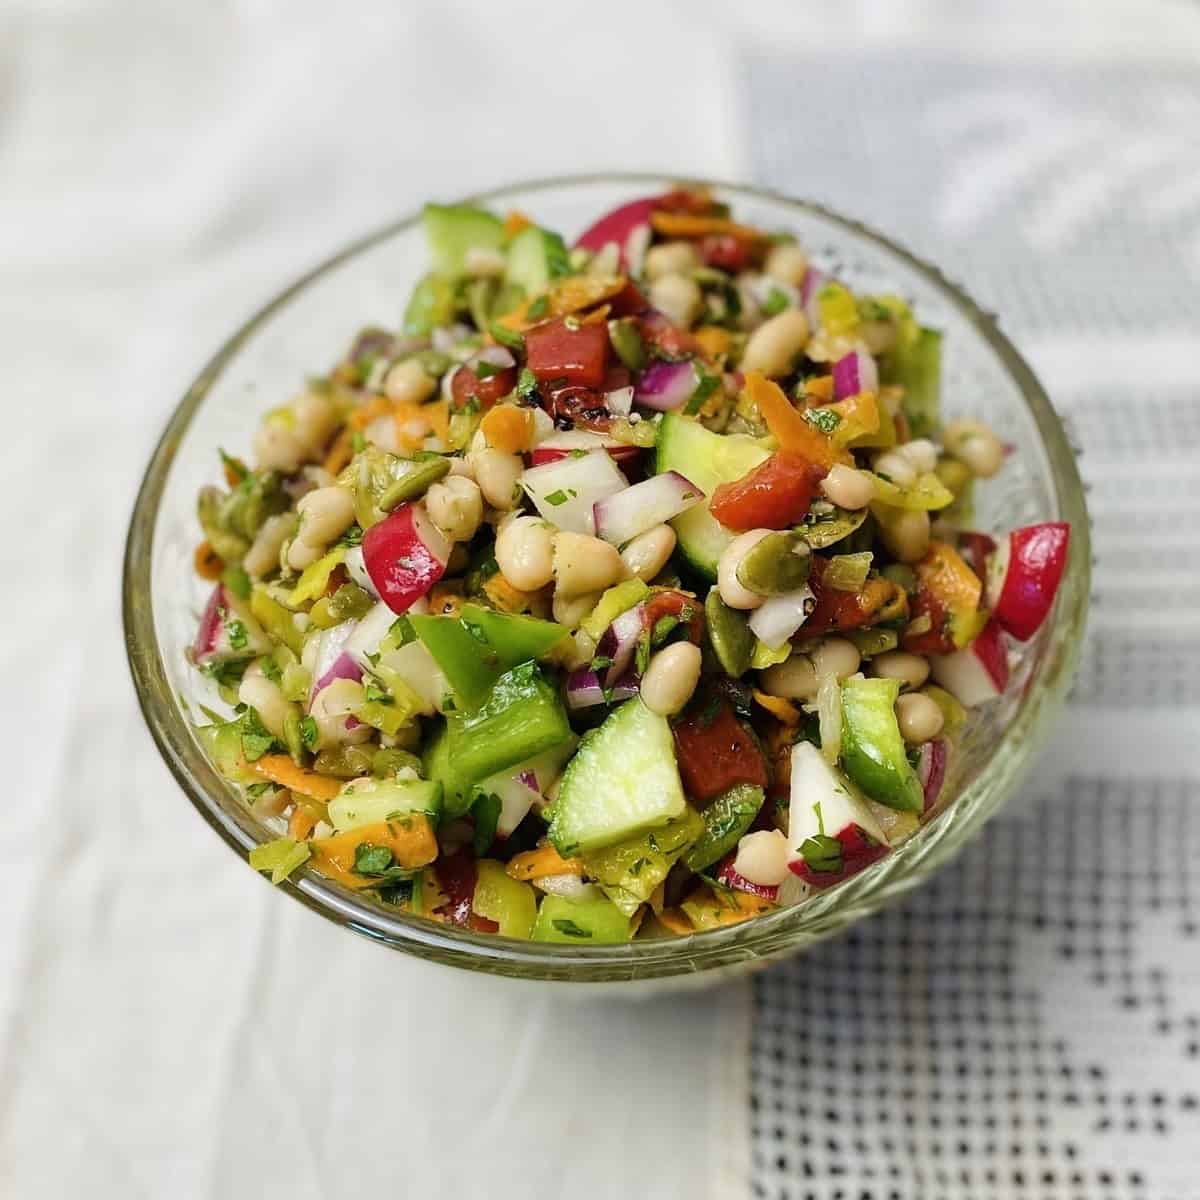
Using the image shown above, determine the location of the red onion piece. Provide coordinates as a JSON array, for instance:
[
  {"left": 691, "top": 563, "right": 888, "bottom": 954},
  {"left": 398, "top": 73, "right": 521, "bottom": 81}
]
[
  {"left": 716, "top": 855, "right": 780, "bottom": 902},
  {"left": 832, "top": 349, "right": 879, "bottom": 398},
  {"left": 801, "top": 267, "right": 827, "bottom": 327},
  {"left": 918, "top": 738, "right": 948, "bottom": 813},
  {"left": 193, "top": 584, "right": 227, "bottom": 663},
  {"left": 593, "top": 603, "right": 646, "bottom": 688},
  {"left": 593, "top": 471, "right": 705, "bottom": 546},
  {"left": 565, "top": 668, "right": 640, "bottom": 710},
  {"left": 634, "top": 360, "right": 700, "bottom": 412}
]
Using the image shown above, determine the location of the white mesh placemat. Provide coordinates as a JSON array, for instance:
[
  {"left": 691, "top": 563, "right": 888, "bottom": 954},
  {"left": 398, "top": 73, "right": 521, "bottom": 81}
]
[{"left": 740, "top": 25, "right": 1200, "bottom": 1200}]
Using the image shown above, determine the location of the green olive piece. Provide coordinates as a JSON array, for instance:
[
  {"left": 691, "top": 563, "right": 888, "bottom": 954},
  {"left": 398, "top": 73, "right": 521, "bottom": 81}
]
[
  {"left": 705, "top": 588, "right": 755, "bottom": 678},
  {"left": 379, "top": 456, "right": 451, "bottom": 511},
  {"left": 313, "top": 745, "right": 375, "bottom": 779},
  {"left": 797, "top": 502, "right": 868, "bottom": 550},
  {"left": 735, "top": 531, "right": 812, "bottom": 596},
  {"left": 845, "top": 627, "right": 900, "bottom": 658}
]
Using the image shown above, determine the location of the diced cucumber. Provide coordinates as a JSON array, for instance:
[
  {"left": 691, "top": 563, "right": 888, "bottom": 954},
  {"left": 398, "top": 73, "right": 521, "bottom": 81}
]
[
  {"left": 421, "top": 203, "right": 504, "bottom": 277},
  {"left": 424, "top": 662, "right": 573, "bottom": 820},
  {"left": 402, "top": 272, "right": 457, "bottom": 335},
  {"left": 327, "top": 776, "right": 443, "bottom": 832},
  {"left": 839, "top": 676, "right": 923, "bottom": 812},
  {"left": 581, "top": 806, "right": 704, "bottom": 916},
  {"left": 548, "top": 698, "right": 686, "bottom": 856},
  {"left": 530, "top": 889, "right": 633, "bottom": 944},
  {"left": 877, "top": 298, "right": 942, "bottom": 439},
  {"left": 682, "top": 783, "right": 764, "bottom": 873},
  {"left": 197, "top": 721, "right": 260, "bottom": 786},
  {"left": 504, "top": 225, "right": 570, "bottom": 296},
  {"left": 655, "top": 413, "right": 770, "bottom": 579}
]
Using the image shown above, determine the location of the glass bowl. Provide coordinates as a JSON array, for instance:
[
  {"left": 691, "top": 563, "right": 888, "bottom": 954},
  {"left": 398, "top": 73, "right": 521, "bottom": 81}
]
[{"left": 123, "top": 175, "right": 1089, "bottom": 987}]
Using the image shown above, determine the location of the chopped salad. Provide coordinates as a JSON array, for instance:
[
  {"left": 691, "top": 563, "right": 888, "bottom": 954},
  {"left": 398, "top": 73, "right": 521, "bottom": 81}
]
[{"left": 189, "top": 186, "right": 1070, "bottom": 942}]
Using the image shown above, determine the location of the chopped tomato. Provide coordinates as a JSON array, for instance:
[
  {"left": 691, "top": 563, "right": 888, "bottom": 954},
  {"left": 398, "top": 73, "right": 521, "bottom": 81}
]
[
  {"left": 450, "top": 365, "right": 516, "bottom": 410},
  {"left": 672, "top": 700, "right": 769, "bottom": 803},
  {"left": 607, "top": 280, "right": 648, "bottom": 318},
  {"left": 547, "top": 384, "right": 612, "bottom": 432},
  {"left": 636, "top": 310, "right": 700, "bottom": 358},
  {"left": 524, "top": 318, "right": 609, "bottom": 388},
  {"left": 433, "top": 852, "right": 499, "bottom": 933},
  {"left": 700, "top": 234, "right": 754, "bottom": 272},
  {"left": 804, "top": 556, "right": 909, "bottom": 635},
  {"left": 709, "top": 450, "right": 828, "bottom": 531},
  {"left": 603, "top": 363, "right": 632, "bottom": 392},
  {"left": 643, "top": 588, "right": 705, "bottom": 644}
]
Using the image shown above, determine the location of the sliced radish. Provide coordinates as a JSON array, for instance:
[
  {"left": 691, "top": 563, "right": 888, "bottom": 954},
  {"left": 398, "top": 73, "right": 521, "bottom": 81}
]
[
  {"left": 786, "top": 742, "right": 889, "bottom": 888},
  {"left": 930, "top": 620, "right": 1009, "bottom": 707},
  {"left": 362, "top": 502, "right": 451, "bottom": 614},
  {"left": 748, "top": 585, "right": 815, "bottom": 650},
  {"left": 593, "top": 471, "right": 704, "bottom": 546},
  {"left": 917, "top": 737, "right": 948, "bottom": 813},
  {"left": 193, "top": 584, "right": 269, "bottom": 665},
  {"left": 832, "top": 349, "right": 879, "bottom": 398},
  {"left": 986, "top": 521, "right": 1070, "bottom": 642},
  {"left": 574, "top": 196, "right": 660, "bottom": 263},
  {"left": 635, "top": 360, "right": 702, "bottom": 412},
  {"left": 716, "top": 854, "right": 780, "bottom": 902},
  {"left": 527, "top": 428, "right": 641, "bottom": 466},
  {"left": 521, "top": 449, "right": 628, "bottom": 535}
]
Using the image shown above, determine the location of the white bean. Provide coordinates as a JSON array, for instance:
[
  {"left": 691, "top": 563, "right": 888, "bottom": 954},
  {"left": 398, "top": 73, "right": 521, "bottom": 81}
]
[
  {"left": 895, "top": 692, "right": 945, "bottom": 744},
  {"left": 898, "top": 438, "right": 939, "bottom": 475},
  {"left": 644, "top": 240, "right": 700, "bottom": 281},
  {"left": 649, "top": 273, "right": 703, "bottom": 329},
  {"left": 471, "top": 448, "right": 524, "bottom": 510},
  {"left": 810, "top": 637, "right": 861, "bottom": 681},
  {"left": 759, "top": 653, "right": 819, "bottom": 701},
  {"left": 237, "top": 662, "right": 294, "bottom": 739},
  {"left": 943, "top": 419, "right": 1005, "bottom": 478},
  {"left": 252, "top": 421, "right": 305, "bottom": 474},
  {"left": 495, "top": 516, "right": 555, "bottom": 592},
  {"left": 285, "top": 537, "right": 323, "bottom": 572},
  {"left": 425, "top": 475, "right": 483, "bottom": 543},
  {"left": 552, "top": 531, "right": 624, "bottom": 598},
  {"left": 293, "top": 391, "right": 338, "bottom": 457},
  {"left": 717, "top": 529, "right": 771, "bottom": 610},
  {"left": 310, "top": 678, "right": 372, "bottom": 748},
  {"left": 820, "top": 464, "right": 875, "bottom": 510},
  {"left": 384, "top": 358, "right": 437, "bottom": 405},
  {"left": 244, "top": 512, "right": 298, "bottom": 579},
  {"left": 296, "top": 486, "right": 355, "bottom": 549},
  {"left": 620, "top": 524, "right": 676, "bottom": 582},
  {"left": 741, "top": 309, "right": 810, "bottom": 377},
  {"left": 879, "top": 508, "right": 930, "bottom": 564},
  {"left": 552, "top": 589, "right": 601, "bottom": 629},
  {"left": 732, "top": 829, "right": 791, "bottom": 887},
  {"left": 640, "top": 642, "right": 703, "bottom": 716},
  {"left": 764, "top": 242, "right": 809, "bottom": 288},
  {"left": 871, "top": 650, "right": 930, "bottom": 690},
  {"left": 872, "top": 451, "right": 918, "bottom": 490}
]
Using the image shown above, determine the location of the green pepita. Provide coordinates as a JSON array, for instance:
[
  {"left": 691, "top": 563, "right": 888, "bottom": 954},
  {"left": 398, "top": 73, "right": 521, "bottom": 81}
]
[
  {"left": 735, "top": 531, "right": 812, "bottom": 596},
  {"left": 379, "top": 456, "right": 451, "bottom": 511},
  {"left": 705, "top": 588, "right": 755, "bottom": 678}
]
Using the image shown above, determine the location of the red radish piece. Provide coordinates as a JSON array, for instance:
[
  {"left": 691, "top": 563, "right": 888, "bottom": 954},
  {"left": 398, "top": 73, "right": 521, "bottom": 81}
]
[
  {"left": 957, "top": 531, "right": 997, "bottom": 583},
  {"left": 832, "top": 349, "right": 879, "bottom": 399},
  {"left": 521, "top": 448, "right": 628, "bottom": 535},
  {"left": 785, "top": 742, "right": 889, "bottom": 888},
  {"left": 634, "top": 360, "right": 703, "bottom": 412},
  {"left": 715, "top": 855, "right": 779, "bottom": 902},
  {"left": 930, "top": 620, "right": 1009, "bottom": 707},
  {"left": 917, "top": 737, "right": 948, "bottom": 813},
  {"left": 362, "top": 502, "right": 451, "bottom": 615},
  {"left": 574, "top": 196, "right": 660, "bottom": 264},
  {"left": 192, "top": 584, "right": 228, "bottom": 664},
  {"left": 593, "top": 471, "right": 704, "bottom": 546},
  {"left": 986, "top": 521, "right": 1070, "bottom": 642},
  {"left": 193, "top": 584, "right": 268, "bottom": 664}
]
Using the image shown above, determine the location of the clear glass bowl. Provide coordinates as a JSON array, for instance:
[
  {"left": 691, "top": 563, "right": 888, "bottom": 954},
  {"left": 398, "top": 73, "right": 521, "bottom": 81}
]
[{"left": 123, "top": 175, "right": 1089, "bottom": 986}]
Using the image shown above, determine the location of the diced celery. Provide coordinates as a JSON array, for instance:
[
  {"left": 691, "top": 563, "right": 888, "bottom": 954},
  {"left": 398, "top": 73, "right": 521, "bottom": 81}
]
[
  {"left": 473, "top": 860, "right": 537, "bottom": 938},
  {"left": 580, "top": 578, "right": 649, "bottom": 641},
  {"left": 327, "top": 777, "right": 442, "bottom": 831},
  {"left": 287, "top": 547, "right": 347, "bottom": 608},
  {"left": 249, "top": 837, "right": 311, "bottom": 884},
  {"left": 530, "top": 890, "right": 633, "bottom": 944}
]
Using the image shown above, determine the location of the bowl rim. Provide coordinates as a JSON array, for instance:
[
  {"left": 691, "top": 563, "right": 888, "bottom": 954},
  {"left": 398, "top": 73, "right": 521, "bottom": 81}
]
[{"left": 123, "top": 172, "right": 1090, "bottom": 981}]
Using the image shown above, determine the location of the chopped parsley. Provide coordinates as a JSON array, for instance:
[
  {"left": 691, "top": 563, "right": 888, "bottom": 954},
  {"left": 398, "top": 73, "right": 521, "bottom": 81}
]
[
  {"left": 260, "top": 657, "right": 282, "bottom": 684},
  {"left": 551, "top": 918, "right": 593, "bottom": 938},
  {"left": 516, "top": 367, "right": 540, "bottom": 403},
  {"left": 227, "top": 620, "right": 248, "bottom": 651},
  {"left": 474, "top": 360, "right": 501, "bottom": 380},
  {"left": 299, "top": 715, "right": 319, "bottom": 750},
  {"left": 526, "top": 295, "right": 549, "bottom": 321},
  {"left": 471, "top": 791, "right": 502, "bottom": 857},
  {"left": 684, "top": 367, "right": 720, "bottom": 416},
  {"left": 543, "top": 489, "right": 569, "bottom": 506},
  {"left": 804, "top": 407, "right": 841, "bottom": 435},
  {"left": 762, "top": 287, "right": 790, "bottom": 317}
]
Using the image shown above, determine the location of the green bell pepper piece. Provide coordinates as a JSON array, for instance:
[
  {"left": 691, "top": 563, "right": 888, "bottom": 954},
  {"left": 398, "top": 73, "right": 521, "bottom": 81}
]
[{"left": 840, "top": 676, "right": 923, "bottom": 812}]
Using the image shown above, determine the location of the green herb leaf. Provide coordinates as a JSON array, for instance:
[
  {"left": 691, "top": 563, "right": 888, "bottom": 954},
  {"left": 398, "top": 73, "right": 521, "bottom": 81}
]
[
  {"left": 684, "top": 366, "right": 720, "bottom": 416},
  {"left": 516, "top": 367, "right": 540, "bottom": 403},
  {"left": 299, "top": 716, "right": 319, "bottom": 750},
  {"left": 474, "top": 360, "right": 501, "bottom": 380},
  {"left": 543, "top": 489, "right": 569, "bottom": 506},
  {"left": 551, "top": 918, "right": 593, "bottom": 938},
  {"left": 799, "top": 833, "right": 843, "bottom": 874},
  {"left": 635, "top": 630, "right": 652, "bottom": 677},
  {"left": 471, "top": 791, "right": 502, "bottom": 857},
  {"left": 526, "top": 295, "right": 549, "bottom": 321},
  {"left": 354, "top": 843, "right": 395, "bottom": 875},
  {"left": 804, "top": 407, "right": 841, "bottom": 435},
  {"left": 227, "top": 620, "right": 248, "bottom": 651}
]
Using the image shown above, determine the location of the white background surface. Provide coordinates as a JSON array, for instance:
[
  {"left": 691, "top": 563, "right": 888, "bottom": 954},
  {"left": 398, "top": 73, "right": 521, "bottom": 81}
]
[{"left": 4, "top": 2, "right": 1199, "bottom": 1197}]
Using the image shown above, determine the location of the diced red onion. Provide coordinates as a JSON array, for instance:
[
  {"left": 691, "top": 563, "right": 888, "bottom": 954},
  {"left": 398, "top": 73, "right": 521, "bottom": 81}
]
[
  {"left": 193, "top": 584, "right": 227, "bottom": 663},
  {"left": 593, "top": 471, "right": 705, "bottom": 546},
  {"left": 748, "top": 585, "right": 815, "bottom": 649},
  {"left": 593, "top": 603, "right": 646, "bottom": 688},
  {"left": 918, "top": 738, "right": 948, "bottom": 813},
  {"left": 801, "top": 267, "right": 827, "bottom": 327},
  {"left": 716, "top": 856, "right": 780, "bottom": 902},
  {"left": 832, "top": 349, "right": 879, "bottom": 398},
  {"left": 634, "top": 360, "right": 700, "bottom": 412},
  {"left": 565, "top": 668, "right": 640, "bottom": 710},
  {"left": 311, "top": 621, "right": 362, "bottom": 702}
]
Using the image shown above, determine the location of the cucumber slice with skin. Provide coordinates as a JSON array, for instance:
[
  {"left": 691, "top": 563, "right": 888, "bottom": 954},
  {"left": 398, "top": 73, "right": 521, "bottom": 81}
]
[
  {"left": 422, "top": 203, "right": 505, "bottom": 277},
  {"left": 839, "top": 676, "right": 923, "bottom": 812},
  {"left": 531, "top": 890, "right": 633, "bottom": 944},
  {"left": 548, "top": 698, "right": 686, "bottom": 856},
  {"left": 655, "top": 413, "right": 770, "bottom": 580},
  {"left": 505, "top": 225, "right": 571, "bottom": 296},
  {"left": 327, "top": 777, "right": 443, "bottom": 832}
]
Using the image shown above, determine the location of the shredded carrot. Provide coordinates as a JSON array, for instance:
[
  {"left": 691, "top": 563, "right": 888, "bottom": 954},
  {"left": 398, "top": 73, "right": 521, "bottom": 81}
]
[
  {"left": 657, "top": 908, "right": 694, "bottom": 935},
  {"left": 648, "top": 882, "right": 667, "bottom": 915},
  {"left": 744, "top": 371, "right": 850, "bottom": 469},
  {"left": 496, "top": 275, "right": 627, "bottom": 331},
  {"left": 424, "top": 398, "right": 450, "bottom": 444},
  {"left": 752, "top": 689, "right": 802, "bottom": 726},
  {"left": 802, "top": 374, "right": 835, "bottom": 403},
  {"left": 193, "top": 540, "right": 223, "bottom": 580},
  {"left": 506, "top": 844, "right": 585, "bottom": 882},
  {"left": 482, "top": 571, "right": 541, "bottom": 615},
  {"left": 322, "top": 428, "right": 354, "bottom": 475},
  {"left": 693, "top": 325, "right": 733, "bottom": 359},
  {"left": 503, "top": 210, "right": 534, "bottom": 240},
  {"left": 253, "top": 755, "right": 342, "bottom": 802},
  {"left": 649, "top": 211, "right": 765, "bottom": 243},
  {"left": 393, "top": 401, "right": 432, "bottom": 451},
  {"left": 349, "top": 394, "right": 390, "bottom": 431},
  {"left": 309, "top": 817, "right": 438, "bottom": 890},
  {"left": 480, "top": 404, "right": 534, "bottom": 454},
  {"left": 288, "top": 806, "right": 317, "bottom": 840}
]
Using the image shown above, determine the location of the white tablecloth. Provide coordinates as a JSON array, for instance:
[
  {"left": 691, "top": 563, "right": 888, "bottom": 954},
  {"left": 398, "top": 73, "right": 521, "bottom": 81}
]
[{"left": 3, "top": 2, "right": 1198, "bottom": 1197}]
